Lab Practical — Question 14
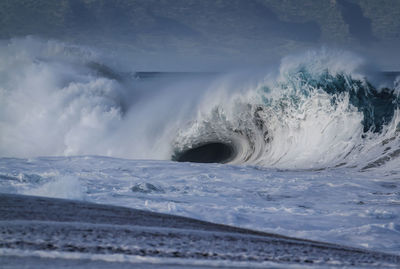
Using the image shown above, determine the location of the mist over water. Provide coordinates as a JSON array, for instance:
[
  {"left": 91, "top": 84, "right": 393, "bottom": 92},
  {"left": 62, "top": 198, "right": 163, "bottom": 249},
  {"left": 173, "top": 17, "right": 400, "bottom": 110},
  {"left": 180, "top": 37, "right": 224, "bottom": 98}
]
[
  {"left": 0, "top": 37, "right": 399, "bottom": 171},
  {"left": 0, "top": 37, "right": 202, "bottom": 159}
]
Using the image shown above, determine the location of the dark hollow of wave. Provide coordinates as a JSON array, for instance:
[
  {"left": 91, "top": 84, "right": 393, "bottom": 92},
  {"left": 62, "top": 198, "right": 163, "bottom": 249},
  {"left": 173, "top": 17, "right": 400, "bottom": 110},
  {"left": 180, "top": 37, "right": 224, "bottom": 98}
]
[{"left": 173, "top": 142, "right": 234, "bottom": 163}]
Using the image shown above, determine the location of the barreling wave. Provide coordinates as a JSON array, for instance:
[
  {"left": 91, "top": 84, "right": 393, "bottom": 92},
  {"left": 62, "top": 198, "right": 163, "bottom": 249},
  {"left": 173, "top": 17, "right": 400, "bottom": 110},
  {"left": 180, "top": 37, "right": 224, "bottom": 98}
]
[
  {"left": 0, "top": 38, "right": 399, "bottom": 170},
  {"left": 172, "top": 50, "right": 400, "bottom": 170}
]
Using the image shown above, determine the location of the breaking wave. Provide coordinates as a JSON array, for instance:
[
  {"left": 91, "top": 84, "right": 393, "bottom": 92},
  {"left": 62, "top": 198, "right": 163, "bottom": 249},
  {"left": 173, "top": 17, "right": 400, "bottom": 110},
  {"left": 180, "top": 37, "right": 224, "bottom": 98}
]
[
  {"left": 173, "top": 50, "right": 400, "bottom": 170},
  {"left": 0, "top": 38, "right": 399, "bottom": 170}
]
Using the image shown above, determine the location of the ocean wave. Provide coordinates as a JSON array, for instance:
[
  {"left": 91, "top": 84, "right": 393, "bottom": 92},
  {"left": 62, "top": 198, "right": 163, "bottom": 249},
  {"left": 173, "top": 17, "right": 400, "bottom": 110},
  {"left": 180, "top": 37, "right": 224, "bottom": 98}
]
[
  {"left": 173, "top": 50, "right": 400, "bottom": 169},
  {"left": 0, "top": 38, "right": 398, "bottom": 170}
]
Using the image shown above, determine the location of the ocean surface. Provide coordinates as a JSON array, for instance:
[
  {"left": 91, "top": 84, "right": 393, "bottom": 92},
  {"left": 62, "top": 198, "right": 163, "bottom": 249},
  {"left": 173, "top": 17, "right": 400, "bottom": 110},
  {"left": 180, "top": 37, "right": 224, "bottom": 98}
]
[{"left": 0, "top": 37, "right": 399, "bottom": 265}]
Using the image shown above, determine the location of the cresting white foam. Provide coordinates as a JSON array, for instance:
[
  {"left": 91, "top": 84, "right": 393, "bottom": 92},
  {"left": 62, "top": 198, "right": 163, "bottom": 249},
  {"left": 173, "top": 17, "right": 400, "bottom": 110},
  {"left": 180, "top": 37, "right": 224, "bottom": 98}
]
[{"left": 0, "top": 37, "right": 124, "bottom": 157}]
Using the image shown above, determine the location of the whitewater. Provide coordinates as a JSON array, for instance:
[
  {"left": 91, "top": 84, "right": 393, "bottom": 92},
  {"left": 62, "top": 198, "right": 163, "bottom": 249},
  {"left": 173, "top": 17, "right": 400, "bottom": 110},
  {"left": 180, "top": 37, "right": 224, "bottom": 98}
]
[{"left": 1, "top": 37, "right": 400, "bottom": 264}]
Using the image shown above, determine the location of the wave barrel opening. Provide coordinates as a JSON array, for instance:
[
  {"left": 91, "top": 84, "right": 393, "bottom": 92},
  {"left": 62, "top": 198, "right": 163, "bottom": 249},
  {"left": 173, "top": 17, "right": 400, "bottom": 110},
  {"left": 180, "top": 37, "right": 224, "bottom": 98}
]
[{"left": 173, "top": 142, "right": 235, "bottom": 164}]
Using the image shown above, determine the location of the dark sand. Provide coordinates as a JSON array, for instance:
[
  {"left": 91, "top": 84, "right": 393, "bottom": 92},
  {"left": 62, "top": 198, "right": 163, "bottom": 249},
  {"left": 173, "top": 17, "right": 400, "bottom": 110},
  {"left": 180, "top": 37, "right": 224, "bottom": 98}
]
[{"left": 1, "top": 193, "right": 399, "bottom": 268}]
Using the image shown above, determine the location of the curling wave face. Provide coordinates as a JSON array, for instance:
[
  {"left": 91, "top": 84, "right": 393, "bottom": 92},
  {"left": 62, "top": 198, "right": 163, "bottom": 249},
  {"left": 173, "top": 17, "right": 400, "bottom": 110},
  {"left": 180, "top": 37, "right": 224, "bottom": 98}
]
[
  {"left": 0, "top": 38, "right": 399, "bottom": 170},
  {"left": 172, "top": 51, "right": 400, "bottom": 170}
]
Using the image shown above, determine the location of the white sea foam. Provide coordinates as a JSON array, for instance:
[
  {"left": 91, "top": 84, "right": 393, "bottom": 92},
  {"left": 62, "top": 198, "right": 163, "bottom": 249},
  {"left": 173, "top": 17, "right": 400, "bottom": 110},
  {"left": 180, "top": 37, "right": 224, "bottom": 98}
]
[
  {"left": 22, "top": 175, "right": 85, "bottom": 200},
  {"left": 0, "top": 248, "right": 294, "bottom": 268}
]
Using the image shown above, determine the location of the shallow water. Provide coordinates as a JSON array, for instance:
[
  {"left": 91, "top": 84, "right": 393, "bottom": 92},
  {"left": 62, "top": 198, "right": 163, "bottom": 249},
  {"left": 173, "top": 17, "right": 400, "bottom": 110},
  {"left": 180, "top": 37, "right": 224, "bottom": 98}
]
[{"left": 1, "top": 156, "right": 399, "bottom": 254}]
